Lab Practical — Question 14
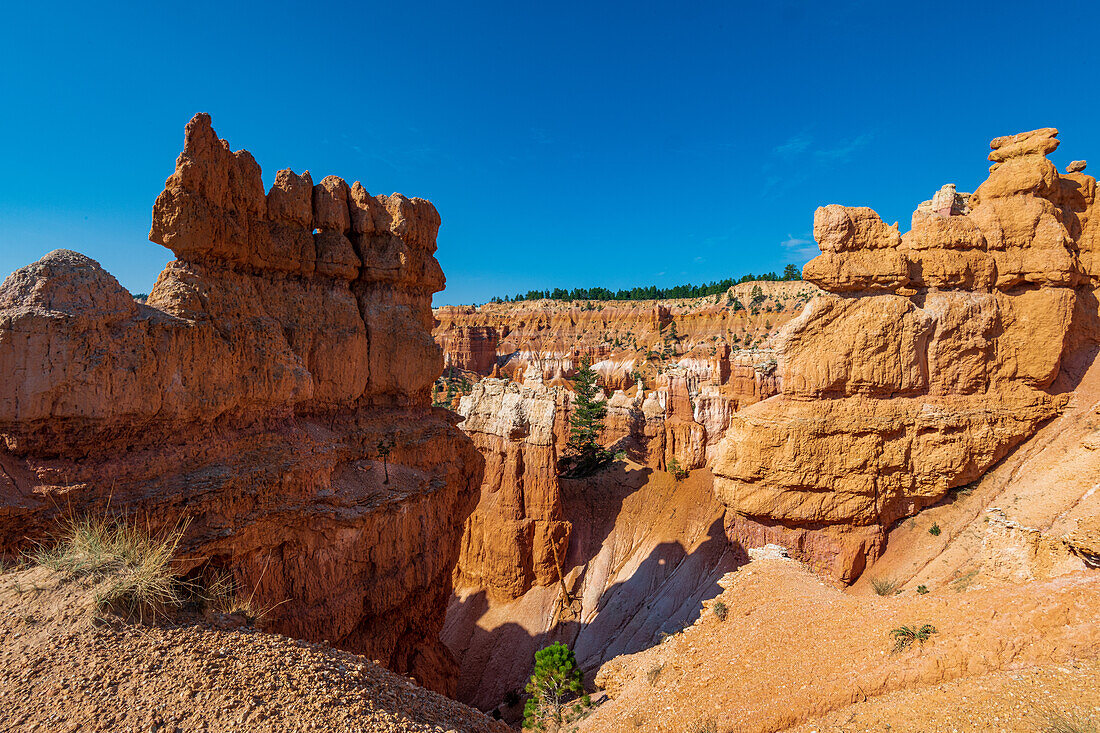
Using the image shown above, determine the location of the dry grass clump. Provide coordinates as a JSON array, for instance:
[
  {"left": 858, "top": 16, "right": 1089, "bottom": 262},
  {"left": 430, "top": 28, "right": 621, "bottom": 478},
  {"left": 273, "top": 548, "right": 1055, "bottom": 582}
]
[
  {"left": 199, "top": 569, "right": 274, "bottom": 623},
  {"left": 34, "top": 514, "right": 187, "bottom": 619},
  {"left": 870, "top": 577, "right": 899, "bottom": 596},
  {"left": 1041, "top": 711, "right": 1098, "bottom": 733}
]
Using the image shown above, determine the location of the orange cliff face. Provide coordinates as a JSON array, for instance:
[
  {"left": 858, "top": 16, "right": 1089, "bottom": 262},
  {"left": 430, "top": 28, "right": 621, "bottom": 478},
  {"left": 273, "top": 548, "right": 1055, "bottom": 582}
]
[
  {"left": 433, "top": 280, "right": 817, "bottom": 390},
  {"left": 0, "top": 114, "right": 483, "bottom": 694},
  {"left": 713, "top": 128, "right": 1099, "bottom": 583}
]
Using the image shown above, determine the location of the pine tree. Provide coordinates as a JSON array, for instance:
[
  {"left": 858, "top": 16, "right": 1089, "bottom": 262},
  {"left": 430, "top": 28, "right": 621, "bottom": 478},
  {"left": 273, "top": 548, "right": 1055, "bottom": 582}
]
[
  {"left": 376, "top": 439, "right": 393, "bottom": 484},
  {"left": 522, "top": 643, "right": 590, "bottom": 730},
  {"left": 566, "top": 356, "right": 608, "bottom": 476}
]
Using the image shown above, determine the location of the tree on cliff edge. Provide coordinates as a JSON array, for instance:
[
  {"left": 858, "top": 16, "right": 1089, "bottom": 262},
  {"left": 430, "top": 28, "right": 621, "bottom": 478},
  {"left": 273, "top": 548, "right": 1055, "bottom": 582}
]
[
  {"left": 523, "top": 642, "right": 590, "bottom": 730},
  {"left": 564, "top": 356, "right": 609, "bottom": 476}
]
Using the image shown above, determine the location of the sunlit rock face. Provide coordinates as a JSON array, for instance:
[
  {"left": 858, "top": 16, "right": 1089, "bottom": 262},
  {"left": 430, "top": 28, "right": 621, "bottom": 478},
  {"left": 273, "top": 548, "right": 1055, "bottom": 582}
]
[
  {"left": 714, "top": 128, "right": 1100, "bottom": 582},
  {"left": 0, "top": 114, "right": 483, "bottom": 695}
]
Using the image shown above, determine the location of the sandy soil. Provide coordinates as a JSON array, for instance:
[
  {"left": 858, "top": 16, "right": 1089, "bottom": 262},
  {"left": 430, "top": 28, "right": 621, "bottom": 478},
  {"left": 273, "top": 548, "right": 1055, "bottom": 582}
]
[
  {"left": 0, "top": 566, "right": 507, "bottom": 732},
  {"left": 577, "top": 558, "right": 1100, "bottom": 733}
]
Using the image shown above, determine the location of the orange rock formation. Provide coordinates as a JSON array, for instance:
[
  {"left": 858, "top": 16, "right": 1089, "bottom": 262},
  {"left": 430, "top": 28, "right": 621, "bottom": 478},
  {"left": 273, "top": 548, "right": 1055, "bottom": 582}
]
[
  {"left": 714, "top": 128, "right": 1099, "bottom": 582},
  {"left": 434, "top": 280, "right": 816, "bottom": 390},
  {"left": 0, "top": 114, "right": 482, "bottom": 693}
]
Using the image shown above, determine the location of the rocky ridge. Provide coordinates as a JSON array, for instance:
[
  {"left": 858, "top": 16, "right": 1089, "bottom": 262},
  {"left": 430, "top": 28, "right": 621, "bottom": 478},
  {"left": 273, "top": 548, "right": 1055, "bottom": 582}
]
[
  {"left": 0, "top": 565, "right": 506, "bottom": 732},
  {"left": 713, "top": 128, "right": 1099, "bottom": 582},
  {"left": 0, "top": 114, "right": 482, "bottom": 693}
]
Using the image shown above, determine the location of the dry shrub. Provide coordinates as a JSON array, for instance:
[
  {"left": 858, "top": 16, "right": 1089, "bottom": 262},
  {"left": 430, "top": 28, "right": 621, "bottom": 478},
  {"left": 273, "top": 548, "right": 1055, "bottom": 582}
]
[
  {"left": 870, "top": 577, "right": 899, "bottom": 596},
  {"left": 35, "top": 514, "right": 187, "bottom": 620}
]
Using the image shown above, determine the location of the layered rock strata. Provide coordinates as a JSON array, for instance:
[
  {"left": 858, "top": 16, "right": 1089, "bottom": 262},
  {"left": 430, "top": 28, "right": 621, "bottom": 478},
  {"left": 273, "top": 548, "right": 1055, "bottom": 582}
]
[
  {"left": 714, "top": 128, "right": 1099, "bottom": 582},
  {"left": 0, "top": 114, "right": 482, "bottom": 693},
  {"left": 453, "top": 379, "right": 571, "bottom": 601},
  {"left": 434, "top": 280, "right": 817, "bottom": 390}
]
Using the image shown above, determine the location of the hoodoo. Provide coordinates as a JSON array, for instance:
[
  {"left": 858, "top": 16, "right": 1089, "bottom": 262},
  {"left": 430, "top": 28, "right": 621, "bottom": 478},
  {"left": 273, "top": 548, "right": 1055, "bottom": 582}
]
[
  {"left": 0, "top": 114, "right": 483, "bottom": 693},
  {"left": 713, "top": 128, "right": 1099, "bottom": 582}
]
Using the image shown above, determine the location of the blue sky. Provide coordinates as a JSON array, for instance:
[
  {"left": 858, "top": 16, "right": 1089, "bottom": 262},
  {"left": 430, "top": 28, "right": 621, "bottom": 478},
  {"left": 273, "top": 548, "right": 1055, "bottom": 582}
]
[{"left": 1, "top": 1, "right": 1097, "bottom": 306}]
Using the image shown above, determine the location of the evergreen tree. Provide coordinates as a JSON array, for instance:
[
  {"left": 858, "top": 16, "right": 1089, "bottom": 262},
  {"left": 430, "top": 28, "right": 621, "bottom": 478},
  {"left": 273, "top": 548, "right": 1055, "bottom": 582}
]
[
  {"left": 522, "top": 643, "right": 590, "bottom": 730},
  {"left": 565, "top": 356, "right": 608, "bottom": 475},
  {"left": 783, "top": 263, "right": 800, "bottom": 280}
]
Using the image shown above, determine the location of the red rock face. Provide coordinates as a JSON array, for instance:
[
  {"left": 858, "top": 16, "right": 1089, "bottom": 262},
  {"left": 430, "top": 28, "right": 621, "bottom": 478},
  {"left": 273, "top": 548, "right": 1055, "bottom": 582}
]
[
  {"left": 452, "top": 380, "right": 570, "bottom": 601},
  {"left": 713, "top": 128, "right": 1100, "bottom": 583},
  {"left": 440, "top": 326, "right": 501, "bottom": 374},
  {"left": 0, "top": 114, "right": 482, "bottom": 694},
  {"left": 433, "top": 280, "right": 817, "bottom": 390}
]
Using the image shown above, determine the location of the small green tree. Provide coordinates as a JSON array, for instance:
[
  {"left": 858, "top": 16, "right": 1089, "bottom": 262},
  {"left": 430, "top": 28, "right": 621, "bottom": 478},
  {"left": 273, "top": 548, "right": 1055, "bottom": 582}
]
[
  {"left": 565, "top": 356, "right": 608, "bottom": 476},
  {"left": 783, "top": 263, "right": 800, "bottom": 280},
  {"left": 376, "top": 439, "right": 393, "bottom": 484},
  {"left": 523, "top": 642, "right": 590, "bottom": 730}
]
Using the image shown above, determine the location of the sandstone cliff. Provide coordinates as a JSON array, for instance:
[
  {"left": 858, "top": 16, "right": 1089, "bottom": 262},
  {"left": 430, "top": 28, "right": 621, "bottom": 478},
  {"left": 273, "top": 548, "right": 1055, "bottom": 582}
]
[
  {"left": 713, "top": 128, "right": 1099, "bottom": 582},
  {"left": 0, "top": 114, "right": 482, "bottom": 693},
  {"left": 452, "top": 379, "right": 570, "bottom": 601},
  {"left": 434, "top": 280, "right": 816, "bottom": 391}
]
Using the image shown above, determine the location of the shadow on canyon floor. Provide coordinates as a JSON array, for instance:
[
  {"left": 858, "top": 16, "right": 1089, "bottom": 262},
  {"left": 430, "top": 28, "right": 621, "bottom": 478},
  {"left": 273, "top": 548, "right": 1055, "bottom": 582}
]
[{"left": 444, "top": 461, "right": 741, "bottom": 712}]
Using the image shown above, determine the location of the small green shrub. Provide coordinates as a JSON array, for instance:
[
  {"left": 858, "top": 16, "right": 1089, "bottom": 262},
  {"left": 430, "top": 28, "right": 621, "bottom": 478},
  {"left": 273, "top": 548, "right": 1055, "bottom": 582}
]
[
  {"left": 890, "top": 624, "right": 937, "bottom": 653},
  {"left": 916, "top": 584, "right": 929, "bottom": 595},
  {"left": 523, "top": 642, "right": 590, "bottom": 730},
  {"left": 667, "top": 457, "right": 690, "bottom": 481},
  {"left": 929, "top": 522, "right": 942, "bottom": 536},
  {"left": 870, "top": 577, "right": 899, "bottom": 596},
  {"left": 712, "top": 599, "right": 728, "bottom": 621}
]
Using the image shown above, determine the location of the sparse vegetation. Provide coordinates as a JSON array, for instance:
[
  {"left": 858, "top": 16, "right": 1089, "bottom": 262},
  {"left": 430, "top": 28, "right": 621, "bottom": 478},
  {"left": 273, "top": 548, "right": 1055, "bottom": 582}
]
[
  {"left": 667, "top": 457, "right": 690, "bottom": 481},
  {"left": 376, "top": 438, "right": 394, "bottom": 484},
  {"left": 646, "top": 663, "right": 663, "bottom": 685},
  {"left": 917, "top": 584, "right": 929, "bottom": 595},
  {"left": 523, "top": 642, "right": 591, "bottom": 730},
  {"left": 198, "top": 569, "right": 270, "bottom": 623},
  {"left": 951, "top": 480, "right": 977, "bottom": 498},
  {"left": 712, "top": 599, "right": 728, "bottom": 621},
  {"left": 870, "top": 577, "right": 899, "bottom": 596},
  {"left": 691, "top": 719, "right": 719, "bottom": 733},
  {"left": 563, "top": 356, "right": 610, "bottom": 477},
  {"left": 890, "top": 623, "right": 937, "bottom": 653},
  {"left": 928, "top": 522, "right": 941, "bottom": 536},
  {"left": 1039, "top": 710, "right": 1099, "bottom": 733},
  {"left": 34, "top": 514, "right": 187, "bottom": 619},
  {"left": 950, "top": 568, "right": 979, "bottom": 592},
  {"left": 489, "top": 269, "right": 801, "bottom": 304}
]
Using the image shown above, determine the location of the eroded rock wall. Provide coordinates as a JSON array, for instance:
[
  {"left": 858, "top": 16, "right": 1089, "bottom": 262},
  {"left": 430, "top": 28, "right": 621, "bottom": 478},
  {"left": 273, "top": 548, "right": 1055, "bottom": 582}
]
[
  {"left": 453, "top": 379, "right": 570, "bottom": 601},
  {"left": 0, "top": 114, "right": 482, "bottom": 693},
  {"left": 713, "top": 128, "right": 1099, "bottom": 582},
  {"left": 433, "top": 280, "right": 818, "bottom": 391}
]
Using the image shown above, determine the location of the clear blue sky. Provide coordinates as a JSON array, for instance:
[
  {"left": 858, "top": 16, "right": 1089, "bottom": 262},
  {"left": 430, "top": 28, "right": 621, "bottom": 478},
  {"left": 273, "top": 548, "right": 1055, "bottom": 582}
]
[{"left": 2, "top": 1, "right": 1097, "bottom": 306}]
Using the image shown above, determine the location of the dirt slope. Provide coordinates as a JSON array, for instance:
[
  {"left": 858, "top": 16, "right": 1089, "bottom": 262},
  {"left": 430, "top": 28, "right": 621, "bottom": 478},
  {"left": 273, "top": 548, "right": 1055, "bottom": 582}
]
[
  {"left": 0, "top": 566, "right": 506, "bottom": 732},
  {"left": 578, "top": 557, "right": 1100, "bottom": 733}
]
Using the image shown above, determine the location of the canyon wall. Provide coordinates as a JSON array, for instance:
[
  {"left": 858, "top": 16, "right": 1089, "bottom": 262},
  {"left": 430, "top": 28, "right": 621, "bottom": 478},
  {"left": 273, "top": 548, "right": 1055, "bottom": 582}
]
[
  {"left": 452, "top": 379, "right": 571, "bottom": 601},
  {"left": 714, "top": 128, "right": 1099, "bottom": 582},
  {"left": 434, "top": 280, "right": 816, "bottom": 389},
  {"left": 0, "top": 114, "right": 482, "bottom": 693}
]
